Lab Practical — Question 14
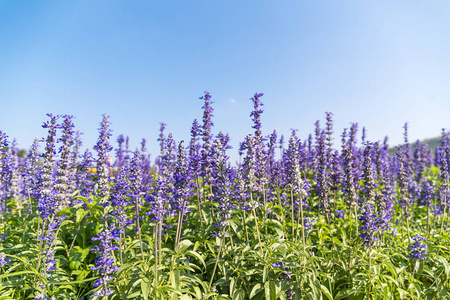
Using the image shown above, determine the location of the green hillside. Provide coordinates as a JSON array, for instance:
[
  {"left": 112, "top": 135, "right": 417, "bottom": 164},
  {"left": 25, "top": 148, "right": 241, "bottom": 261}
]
[{"left": 388, "top": 135, "right": 446, "bottom": 155}]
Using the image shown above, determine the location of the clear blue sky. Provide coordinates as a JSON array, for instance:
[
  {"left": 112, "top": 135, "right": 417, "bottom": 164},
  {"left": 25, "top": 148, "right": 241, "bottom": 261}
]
[{"left": 1, "top": 1, "right": 449, "bottom": 161}]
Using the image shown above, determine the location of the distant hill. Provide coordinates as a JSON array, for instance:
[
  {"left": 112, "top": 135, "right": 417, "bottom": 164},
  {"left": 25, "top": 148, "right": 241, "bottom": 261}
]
[{"left": 388, "top": 135, "right": 445, "bottom": 155}]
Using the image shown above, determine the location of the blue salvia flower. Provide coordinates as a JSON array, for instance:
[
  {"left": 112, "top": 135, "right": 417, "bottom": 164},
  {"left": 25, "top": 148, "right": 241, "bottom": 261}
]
[
  {"left": 279, "top": 134, "right": 285, "bottom": 156},
  {"left": 123, "top": 136, "right": 130, "bottom": 165},
  {"left": 188, "top": 119, "right": 202, "bottom": 178},
  {"left": 316, "top": 130, "right": 331, "bottom": 214},
  {"left": 158, "top": 122, "right": 167, "bottom": 156},
  {"left": 374, "top": 141, "right": 389, "bottom": 188},
  {"left": 90, "top": 225, "right": 122, "bottom": 298},
  {"left": 397, "top": 150, "right": 412, "bottom": 210},
  {"left": 0, "top": 253, "right": 10, "bottom": 267},
  {"left": 362, "top": 126, "right": 367, "bottom": 145},
  {"left": 41, "top": 249, "right": 57, "bottom": 276},
  {"left": 413, "top": 140, "right": 432, "bottom": 184},
  {"left": 38, "top": 216, "right": 66, "bottom": 278},
  {"left": 421, "top": 180, "right": 435, "bottom": 234},
  {"left": 146, "top": 135, "right": 175, "bottom": 223},
  {"left": 38, "top": 114, "right": 60, "bottom": 220},
  {"left": 110, "top": 166, "right": 132, "bottom": 231},
  {"left": 249, "top": 93, "right": 267, "bottom": 193},
  {"left": 432, "top": 204, "right": 443, "bottom": 216},
  {"left": 439, "top": 149, "right": 449, "bottom": 203},
  {"left": 303, "top": 216, "right": 317, "bottom": 230},
  {"left": 373, "top": 141, "right": 395, "bottom": 233},
  {"left": 93, "top": 114, "right": 112, "bottom": 201},
  {"left": 68, "top": 131, "right": 82, "bottom": 198},
  {"left": 421, "top": 181, "right": 435, "bottom": 208},
  {"left": 272, "top": 261, "right": 292, "bottom": 281},
  {"left": 306, "top": 133, "right": 313, "bottom": 168},
  {"left": 140, "top": 138, "right": 153, "bottom": 194},
  {"left": 234, "top": 167, "right": 250, "bottom": 211},
  {"left": 348, "top": 123, "right": 362, "bottom": 182},
  {"left": 1, "top": 145, "right": 14, "bottom": 208},
  {"left": 77, "top": 149, "right": 94, "bottom": 198},
  {"left": 0, "top": 131, "right": 9, "bottom": 214},
  {"left": 435, "top": 129, "right": 450, "bottom": 166},
  {"left": 37, "top": 216, "right": 65, "bottom": 247},
  {"left": 173, "top": 141, "right": 194, "bottom": 215},
  {"left": 328, "top": 150, "right": 342, "bottom": 194},
  {"left": 211, "top": 138, "right": 235, "bottom": 230},
  {"left": 55, "top": 115, "right": 75, "bottom": 208},
  {"left": 209, "top": 132, "right": 232, "bottom": 185},
  {"left": 362, "top": 143, "right": 376, "bottom": 207},
  {"left": 407, "top": 234, "right": 428, "bottom": 260},
  {"left": 359, "top": 203, "right": 379, "bottom": 247},
  {"left": 238, "top": 141, "right": 245, "bottom": 165},
  {"left": 201, "top": 91, "right": 214, "bottom": 155},
  {"left": 402, "top": 123, "right": 413, "bottom": 170},
  {"left": 7, "top": 140, "right": 22, "bottom": 208},
  {"left": 285, "top": 289, "right": 295, "bottom": 300},
  {"left": 115, "top": 134, "right": 125, "bottom": 170},
  {"left": 200, "top": 91, "right": 214, "bottom": 183},
  {"left": 129, "top": 149, "right": 144, "bottom": 200},
  {"left": 146, "top": 178, "right": 168, "bottom": 222},
  {"left": 342, "top": 128, "right": 358, "bottom": 209},
  {"left": 377, "top": 192, "right": 394, "bottom": 233},
  {"left": 335, "top": 209, "right": 345, "bottom": 219},
  {"left": 282, "top": 131, "right": 302, "bottom": 191},
  {"left": 266, "top": 130, "right": 277, "bottom": 172},
  {"left": 161, "top": 132, "right": 176, "bottom": 178},
  {"left": 242, "top": 134, "right": 258, "bottom": 195},
  {"left": 250, "top": 92, "right": 264, "bottom": 139},
  {"left": 155, "top": 122, "right": 167, "bottom": 171},
  {"left": 325, "top": 112, "right": 334, "bottom": 156}
]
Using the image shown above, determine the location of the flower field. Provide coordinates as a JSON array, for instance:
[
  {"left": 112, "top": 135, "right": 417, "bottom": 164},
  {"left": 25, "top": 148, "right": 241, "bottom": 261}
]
[{"left": 1, "top": 91, "right": 450, "bottom": 300}]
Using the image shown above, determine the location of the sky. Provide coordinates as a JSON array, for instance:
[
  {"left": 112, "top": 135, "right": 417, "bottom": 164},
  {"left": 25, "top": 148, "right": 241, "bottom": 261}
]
[{"left": 1, "top": 1, "right": 449, "bottom": 162}]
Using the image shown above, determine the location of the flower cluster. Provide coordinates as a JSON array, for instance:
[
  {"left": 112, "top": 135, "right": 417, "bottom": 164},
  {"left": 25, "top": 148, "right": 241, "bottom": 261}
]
[
  {"left": 407, "top": 234, "right": 428, "bottom": 260},
  {"left": 90, "top": 226, "right": 122, "bottom": 297}
]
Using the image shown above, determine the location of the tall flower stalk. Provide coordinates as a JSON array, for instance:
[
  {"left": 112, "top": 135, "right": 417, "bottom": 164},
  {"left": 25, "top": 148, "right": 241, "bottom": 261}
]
[{"left": 93, "top": 114, "right": 112, "bottom": 202}]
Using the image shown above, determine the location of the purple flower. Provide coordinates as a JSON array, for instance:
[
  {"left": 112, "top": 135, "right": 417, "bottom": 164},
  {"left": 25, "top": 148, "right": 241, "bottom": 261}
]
[
  {"left": 407, "top": 234, "right": 428, "bottom": 260},
  {"left": 335, "top": 209, "right": 345, "bottom": 219},
  {"left": 250, "top": 92, "right": 264, "bottom": 139},
  {"left": 76, "top": 149, "right": 94, "bottom": 198},
  {"left": 93, "top": 114, "right": 112, "bottom": 200},
  {"left": 0, "top": 253, "right": 10, "bottom": 267},
  {"left": 359, "top": 204, "right": 379, "bottom": 247},
  {"left": 55, "top": 115, "right": 75, "bottom": 208},
  {"left": 272, "top": 261, "right": 292, "bottom": 281},
  {"left": 38, "top": 114, "right": 60, "bottom": 220},
  {"left": 90, "top": 225, "right": 122, "bottom": 297},
  {"left": 303, "top": 216, "right": 316, "bottom": 230}
]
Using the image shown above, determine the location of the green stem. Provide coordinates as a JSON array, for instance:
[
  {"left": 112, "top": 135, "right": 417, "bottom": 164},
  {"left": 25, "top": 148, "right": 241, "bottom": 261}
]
[{"left": 209, "top": 232, "right": 225, "bottom": 289}]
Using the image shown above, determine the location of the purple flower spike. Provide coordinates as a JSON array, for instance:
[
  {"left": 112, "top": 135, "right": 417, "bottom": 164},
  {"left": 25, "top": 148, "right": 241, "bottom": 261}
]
[{"left": 407, "top": 234, "right": 428, "bottom": 260}]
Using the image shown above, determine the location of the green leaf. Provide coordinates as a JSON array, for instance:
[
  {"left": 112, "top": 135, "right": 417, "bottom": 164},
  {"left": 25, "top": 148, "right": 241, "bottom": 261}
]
[
  {"left": 438, "top": 255, "right": 450, "bottom": 278},
  {"left": 263, "top": 266, "right": 268, "bottom": 283},
  {"left": 69, "top": 246, "right": 90, "bottom": 270},
  {"left": 229, "top": 277, "right": 235, "bottom": 297},
  {"left": 321, "top": 284, "right": 333, "bottom": 300},
  {"left": 249, "top": 283, "right": 263, "bottom": 299},
  {"left": 0, "top": 270, "right": 36, "bottom": 280},
  {"left": 186, "top": 250, "right": 206, "bottom": 270},
  {"left": 141, "top": 277, "right": 150, "bottom": 300},
  {"left": 178, "top": 239, "right": 193, "bottom": 253},
  {"left": 76, "top": 208, "right": 88, "bottom": 224},
  {"left": 264, "top": 281, "right": 276, "bottom": 300},
  {"left": 171, "top": 269, "right": 180, "bottom": 291}
]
